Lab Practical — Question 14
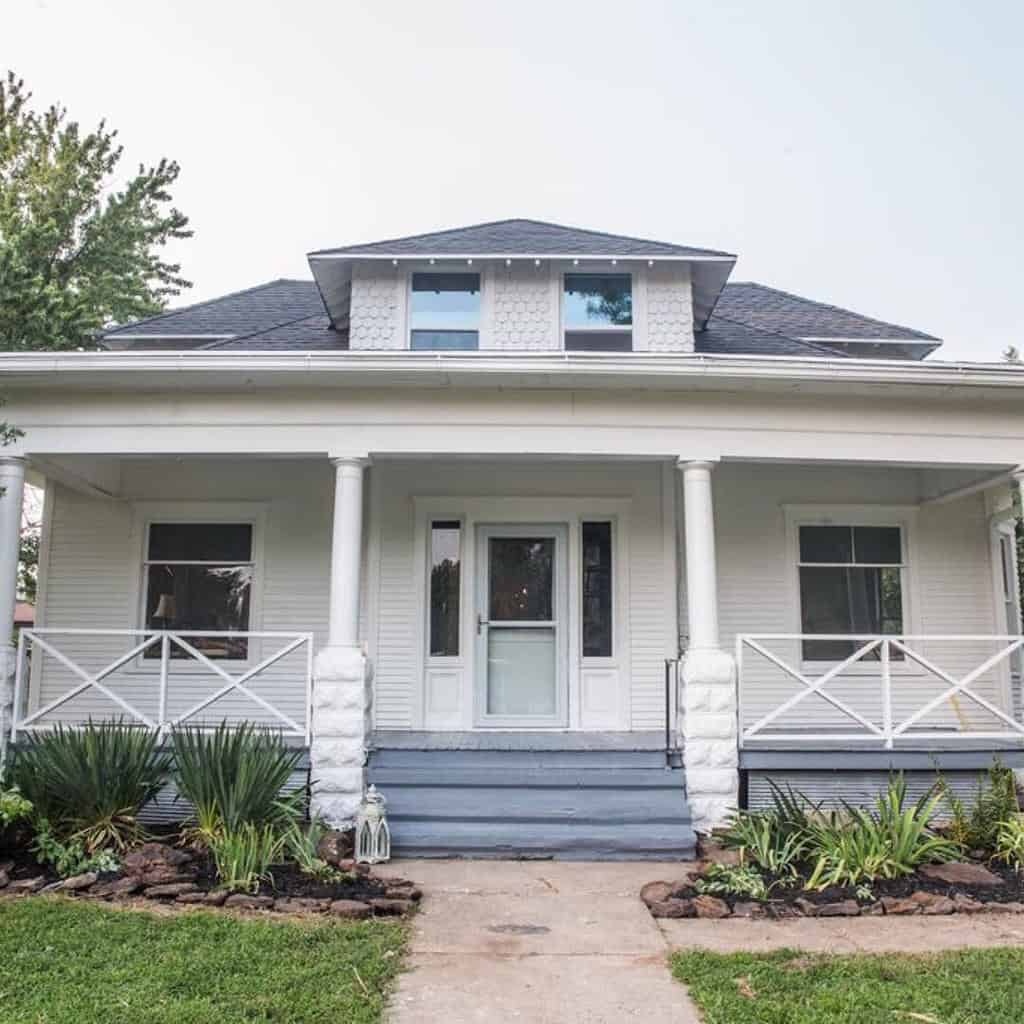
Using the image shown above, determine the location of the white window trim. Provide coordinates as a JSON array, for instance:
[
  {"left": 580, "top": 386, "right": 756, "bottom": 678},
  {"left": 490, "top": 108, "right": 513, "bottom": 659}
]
[
  {"left": 559, "top": 265, "right": 644, "bottom": 352},
  {"left": 403, "top": 264, "right": 485, "bottom": 352},
  {"left": 128, "top": 501, "right": 268, "bottom": 673},
  {"left": 783, "top": 504, "right": 922, "bottom": 676}
]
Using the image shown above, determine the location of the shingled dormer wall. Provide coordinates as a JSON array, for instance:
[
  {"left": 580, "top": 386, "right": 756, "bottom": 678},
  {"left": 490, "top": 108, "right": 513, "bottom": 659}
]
[{"left": 347, "top": 260, "right": 696, "bottom": 353}]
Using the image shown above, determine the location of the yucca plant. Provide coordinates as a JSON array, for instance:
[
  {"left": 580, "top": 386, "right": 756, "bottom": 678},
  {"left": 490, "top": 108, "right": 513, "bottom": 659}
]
[
  {"left": 171, "top": 722, "right": 304, "bottom": 845},
  {"left": 994, "top": 817, "right": 1024, "bottom": 873},
  {"left": 11, "top": 722, "right": 171, "bottom": 852},
  {"left": 209, "top": 823, "right": 286, "bottom": 893},
  {"left": 282, "top": 817, "right": 347, "bottom": 882}
]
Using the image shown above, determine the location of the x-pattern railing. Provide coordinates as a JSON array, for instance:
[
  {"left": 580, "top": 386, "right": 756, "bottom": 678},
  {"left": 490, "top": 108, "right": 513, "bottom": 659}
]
[
  {"left": 12, "top": 628, "right": 314, "bottom": 743},
  {"left": 737, "top": 634, "right": 1024, "bottom": 748}
]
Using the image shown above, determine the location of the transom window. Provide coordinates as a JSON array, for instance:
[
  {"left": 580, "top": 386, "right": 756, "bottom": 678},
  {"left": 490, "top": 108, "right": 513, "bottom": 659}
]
[
  {"left": 797, "top": 524, "right": 905, "bottom": 662},
  {"left": 143, "top": 523, "right": 254, "bottom": 659},
  {"left": 410, "top": 272, "right": 480, "bottom": 351},
  {"left": 563, "top": 273, "right": 633, "bottom": 352}
]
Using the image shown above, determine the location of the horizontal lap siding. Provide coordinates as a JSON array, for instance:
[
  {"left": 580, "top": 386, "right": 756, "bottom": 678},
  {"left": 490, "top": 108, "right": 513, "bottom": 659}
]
[{"left": 34, "top": 462, "right": 333, "bottom": 729}]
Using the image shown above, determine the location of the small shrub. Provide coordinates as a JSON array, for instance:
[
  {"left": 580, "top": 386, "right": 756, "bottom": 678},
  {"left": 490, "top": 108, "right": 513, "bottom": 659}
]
[
  {"left": 0, "top": 785, "right": 32, "bottom": 828},
  {"left": 210, "top": 823, "right": 286, "bottom": 893},
  {"left": 171, "top": 723, "right": 304, "bottom": 845},
  {"left": 282, "top": 818, "right": 349, "bottom": 883},
  {"left": 11, "top": 722, "right": 171, "bottom": 852},
  {"left": 695, "top": 863, "right": 773, "bottom": 900},
  {"left": 33, "top": 820, "right": 120, "bottom": 878},
  {"left": 939, "top": 758, "right": 1020, "bottom": 853},
  {"left": 994, "top": 817, "right": 1024, "bottom": 873}
]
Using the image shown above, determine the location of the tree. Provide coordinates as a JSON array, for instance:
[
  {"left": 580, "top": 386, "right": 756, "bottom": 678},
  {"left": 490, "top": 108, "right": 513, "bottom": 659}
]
[
  {"left": 18, "top": 486, "right": 39, "bottom": 604},
  {"left": 0, "top": 72, "right": 191, "bottom": 352}
]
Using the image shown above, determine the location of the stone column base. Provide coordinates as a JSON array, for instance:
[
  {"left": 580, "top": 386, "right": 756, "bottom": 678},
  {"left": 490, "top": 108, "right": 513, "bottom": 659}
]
[
  {"left": 681, "top": 647, "right": 739, "bottom": 835},
  {"left": 310, "top": 645, "right": 369, "bottom": 826}
]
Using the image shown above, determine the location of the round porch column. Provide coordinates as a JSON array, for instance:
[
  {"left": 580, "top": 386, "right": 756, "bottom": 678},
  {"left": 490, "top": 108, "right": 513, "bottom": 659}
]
[
  {"left": 0, "top": 457, "right": 27, "bottom": 769},
  {"left": 676, "top": 458, "right": 738, "bottom": 836},
  {"left": 311, "top": 456, "right": 371, "bottom": 827}
]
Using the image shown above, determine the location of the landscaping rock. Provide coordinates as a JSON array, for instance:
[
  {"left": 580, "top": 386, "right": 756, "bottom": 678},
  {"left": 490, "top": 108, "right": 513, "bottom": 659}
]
[
  {"left": 880, "top": 896, "right": 920, "bottom": 915},
  {"left": 371, "top": 897, "right": 413, "bottom": 916},
  {"left": 953, "top": 894, "right": 985, "bottom": 914},
  {"left": 794, "top": 898, "right": 819, "bottom": 917},
  {"left": 863, "top": 902, "right": 885, "bottom": 916},
  {"left": 329, "top": 899, "right": 372, "bottom": 919},
  {"left": 767, "top": 903, "right": 801, "bottom": 920},
  {"left": 700, "top": 836, "right": 742, "bottom": 868},
  {"left": 982, "top": 901, "right": 1024, "bottom": 914},
  {"left": 123, "top": 843, "right": 195, "bottom": 886},
  {"left": 144, "top": 882, "right": 199, "bottom": 899},
  {"left": 203, "top": 890, "right": 229, "bottom": 906},
  {"left": 817, "top": 900, "right": 861, "bottom": 917},
  {"left": 693, "top": 895, "right": 730, "bottom": 919},
  {"left": 274, "top": 897, "right": 330, "bottom": 914},
  {"left": 61, "top": 872, "right": 98, "bottom": 893},
  {"left": 911, "top": 892, "right": 955, "bottom": 915},
  {"left": 385, "top": 885, "right": 422, "bottom": 903},
  {"left": 0, "top": 870, "right": 8, "bottom": 889},
  {"left": 316, "top": 831, "right": 354, "bottom": 867},
  {"left": 89, "top": 877, "right": 143, "bottom": 898},
  {"left": 640, "top": 881, "right": 674, "bottom": 907},
  {"left": 8, "top": 876, "right": 46, "bottom": 894},
  {"left": 0, "top": 859, "right": 14, "bottom": 875},
  {"left": 731, "top": 901, "right": 766, "bottom": 919},
  {"left": 919, "top": 862, "right": 1003, "bottom": 888},
  {"left": 224, "top": 894, "right": 274, "bottom": 910},
  {"left": 649, "top": 898, "right": 695, "bottom": 919},
  {"left": 175, "top": 892, "right": 209, "bottom": 904}
]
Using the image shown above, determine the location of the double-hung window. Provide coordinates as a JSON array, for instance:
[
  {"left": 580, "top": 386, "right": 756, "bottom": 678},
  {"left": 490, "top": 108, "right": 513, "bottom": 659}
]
[
  {"left": 563, "top": 273, "right": 633, "bottom": 351},
  {"left": 143, "top": 523, "right": 254, "bottom": 660},
  {"left": 410, "top": 272, "right": 481, "bottom": 351},
  {"left": 797, "top": 524, "right": 905, "bottom": 662}
]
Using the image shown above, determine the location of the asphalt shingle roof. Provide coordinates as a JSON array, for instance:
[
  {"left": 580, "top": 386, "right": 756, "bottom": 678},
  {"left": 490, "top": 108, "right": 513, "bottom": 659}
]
[{"left": 309, "top": 218, "right": 735, "bottom": 260}]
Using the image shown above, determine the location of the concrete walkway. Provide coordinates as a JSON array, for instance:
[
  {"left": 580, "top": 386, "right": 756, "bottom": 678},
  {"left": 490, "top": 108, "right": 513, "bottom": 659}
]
[{"left": 387, "top": 859, "right": 702, "bottom": 1023}]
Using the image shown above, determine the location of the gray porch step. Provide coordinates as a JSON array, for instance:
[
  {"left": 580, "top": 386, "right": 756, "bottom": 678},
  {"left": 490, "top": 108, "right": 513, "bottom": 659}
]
[{"left": 367, "top": 744, "right": 696, "bottom": 861}]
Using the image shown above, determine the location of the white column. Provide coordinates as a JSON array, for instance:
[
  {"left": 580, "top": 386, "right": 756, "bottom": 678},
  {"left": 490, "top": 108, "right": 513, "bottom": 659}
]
[
  {"left": 0, "top": 457, "right": 26, "bottom": 768},
  {"left": 677, "top": 458, "right": 738, "bottom": 835},
  {"left": 311, "top": 456, "right": 371, "bottom": 826}
]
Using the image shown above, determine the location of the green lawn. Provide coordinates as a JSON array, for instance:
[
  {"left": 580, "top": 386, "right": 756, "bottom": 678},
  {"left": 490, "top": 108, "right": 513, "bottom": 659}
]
[
  {"left": 0, "top": 897, "right": 406, "bottom": 1024},
  {"left": 672, "top": 948, "right": 1024, "bottom": 1024}
]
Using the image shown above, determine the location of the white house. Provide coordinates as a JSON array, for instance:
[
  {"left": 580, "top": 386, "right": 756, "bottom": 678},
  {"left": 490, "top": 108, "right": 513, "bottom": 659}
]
[{"left": 3, "top": 219, "right": 1023, "bottom": 859}]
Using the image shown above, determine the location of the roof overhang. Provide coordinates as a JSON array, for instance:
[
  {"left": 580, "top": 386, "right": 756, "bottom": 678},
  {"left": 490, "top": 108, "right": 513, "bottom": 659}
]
[{"left": 4, "top": 350, "right": 1023, "bottom": 400}]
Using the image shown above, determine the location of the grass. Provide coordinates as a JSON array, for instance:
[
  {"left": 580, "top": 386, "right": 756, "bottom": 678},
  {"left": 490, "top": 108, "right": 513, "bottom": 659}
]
[
  {"left": 0, "top": 897, "right": 406, "bottom": 1023},
  {"left": 671, "top": 948, "right": 1024, "bottom": 1024}
]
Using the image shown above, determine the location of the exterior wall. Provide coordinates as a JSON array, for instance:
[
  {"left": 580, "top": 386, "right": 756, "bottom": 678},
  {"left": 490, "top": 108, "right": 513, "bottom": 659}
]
[
  {"left": 347, "top": 261, "right": 695, "bottom": 353},
  {"left": 707, "top": 463, "right": 1005, "bottom": 736}
]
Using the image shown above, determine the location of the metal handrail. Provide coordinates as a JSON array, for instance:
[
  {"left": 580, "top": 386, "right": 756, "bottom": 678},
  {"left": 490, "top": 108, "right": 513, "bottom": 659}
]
[
  {"left": 12, "top": 628, "right": 315, "bottom": 744},
  {"left": 736, "top": 633, "right": 1024, "bottom": 749}
]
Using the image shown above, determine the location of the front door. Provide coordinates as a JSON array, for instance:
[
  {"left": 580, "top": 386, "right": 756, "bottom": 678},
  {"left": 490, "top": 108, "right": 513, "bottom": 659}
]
[{"left": 475, "top": 524, "right": 568, "bottom": 727}]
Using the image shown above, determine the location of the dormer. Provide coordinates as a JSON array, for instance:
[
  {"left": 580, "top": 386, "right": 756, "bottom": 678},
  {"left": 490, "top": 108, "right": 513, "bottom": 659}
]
[{"left": 307, "top": 219, "right": 736, "bottom": 354}]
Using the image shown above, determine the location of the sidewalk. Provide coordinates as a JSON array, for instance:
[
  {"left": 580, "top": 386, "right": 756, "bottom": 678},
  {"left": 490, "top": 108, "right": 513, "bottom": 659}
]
[{"left": 387, "top": 859, "right": 702, "bottom": 1023}]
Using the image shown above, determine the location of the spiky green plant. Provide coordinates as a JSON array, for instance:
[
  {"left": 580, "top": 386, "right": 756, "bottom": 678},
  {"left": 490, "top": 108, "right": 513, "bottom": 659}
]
[
  {"left": 11, "top": 722, "right": 171, "bottom": 852},
  {"left": 994, "top": 817, "right": 1024, "bottom": 873},
  {"left": 282, "top": 817, "right": 348, "bottom": 883},
  {"left": 209, "top": 823, "right": 286, "bottom": 893},
  {"left": 695, "top": 863, "right": 775, "bottom": 900},
  {"left": 171, "top": 723, "right": 304, "bottom": 844}
]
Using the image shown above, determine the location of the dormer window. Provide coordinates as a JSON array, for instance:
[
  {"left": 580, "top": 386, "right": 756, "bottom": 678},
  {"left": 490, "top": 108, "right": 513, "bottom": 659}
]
[
  {"left": 410, "top": 272, "right": 480, "bottom": 350},
  {"left": 563, "top": 273, "right": 633, "bottom": 351}
]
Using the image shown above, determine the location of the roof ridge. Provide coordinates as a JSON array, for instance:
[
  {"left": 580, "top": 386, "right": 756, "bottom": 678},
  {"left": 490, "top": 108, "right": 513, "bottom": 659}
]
[
  {"left": 725, "top": 281, "right": 939, "bottom": 342},
  {"left": 709, "top": 311, "right": 850, "bottom": 358},
  {"left": 309, "top": 217, "right": 735, "bottom": 259},
  {"left": 102, "top": 278, "right": 313, "bottom": 336}
]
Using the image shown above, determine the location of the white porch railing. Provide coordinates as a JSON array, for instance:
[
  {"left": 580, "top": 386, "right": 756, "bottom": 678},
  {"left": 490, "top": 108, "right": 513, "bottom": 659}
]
[
  {"left": 737, "top": 634, "right": 1024, "bottom": 749},
  {"left": 12, "top": 629, "right": 315, "bottom": 744}
]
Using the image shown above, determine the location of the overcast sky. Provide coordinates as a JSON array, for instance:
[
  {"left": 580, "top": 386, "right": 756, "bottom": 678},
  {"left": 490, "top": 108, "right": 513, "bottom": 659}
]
[{"left": 9, "top": 0, "right": 1022, "bottom": 361}]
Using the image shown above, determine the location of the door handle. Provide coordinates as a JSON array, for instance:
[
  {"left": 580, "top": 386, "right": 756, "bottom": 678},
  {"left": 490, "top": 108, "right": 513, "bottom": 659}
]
[{"left": 476, "top": 614, "right": 488, "bottom": 635}]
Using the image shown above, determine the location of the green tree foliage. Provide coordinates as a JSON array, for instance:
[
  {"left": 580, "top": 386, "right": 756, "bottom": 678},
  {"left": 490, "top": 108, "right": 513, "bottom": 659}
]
[{"left": 0, "top": 71, "right": 191, "bottom": 352}]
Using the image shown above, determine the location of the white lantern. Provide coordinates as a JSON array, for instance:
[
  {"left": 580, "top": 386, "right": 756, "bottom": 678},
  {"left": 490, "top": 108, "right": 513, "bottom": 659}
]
[{"left": 355, "top": 785, "right": 391, "bottom": 864}]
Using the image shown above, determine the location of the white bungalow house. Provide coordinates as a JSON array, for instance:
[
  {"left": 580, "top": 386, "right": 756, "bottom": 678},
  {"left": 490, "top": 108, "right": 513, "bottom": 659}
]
[{"left": 3, "top": 219, "right": 1023, "bottom": 859}]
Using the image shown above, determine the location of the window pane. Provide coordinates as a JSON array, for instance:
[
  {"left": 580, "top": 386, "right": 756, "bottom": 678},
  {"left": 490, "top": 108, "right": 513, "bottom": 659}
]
[
  {"left": 800, "top": 566, "right": 903, "bottom": 661},
  {"left": 148, "top": 523, "right": 252, "bottom": 562},
  {"left": 799, "top": 526, "right": 852, "bottom": 564},
  {"left": 564, "top": 274, "right": 632, "bottom": 328},
  {"left": 411, "top": 272, "right": 480, "bottom": 331},
  {"left": 145, "top": 564, "right": 251, "bottom": 658},
  {"left": 853, "top": 526, "right": 902, "bottom": 564},
  {"left": 410, "top": 330, "right": 479, "bottom": 351},
  {"left": 564, "top": 331, "right": 632, "bottom": 352},
  {"left": 582, "top": 522, "right": 613, "bottom": 657},
  {"left": 489, "top": 538, "right": 554, "bottom": 621},
  {"left": 430, "top": 521, "right": 461, "bottom": 657}
]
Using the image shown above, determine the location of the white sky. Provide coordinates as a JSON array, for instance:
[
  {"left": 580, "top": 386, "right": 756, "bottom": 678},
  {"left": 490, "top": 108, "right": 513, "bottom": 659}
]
[{"left": 9, "top": 0, "right": 1023, "bottom": 361}]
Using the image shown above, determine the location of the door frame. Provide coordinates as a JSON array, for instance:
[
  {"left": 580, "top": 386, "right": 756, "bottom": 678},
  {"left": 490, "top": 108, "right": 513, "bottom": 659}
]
[{"left": 473, "top": 522, "right": 569, "bottom": 728}]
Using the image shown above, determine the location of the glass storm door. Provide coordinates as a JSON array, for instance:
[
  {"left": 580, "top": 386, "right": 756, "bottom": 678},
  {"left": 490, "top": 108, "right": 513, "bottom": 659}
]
[{"left": 475, "top": 524, "right": 568, "bottom": 726}]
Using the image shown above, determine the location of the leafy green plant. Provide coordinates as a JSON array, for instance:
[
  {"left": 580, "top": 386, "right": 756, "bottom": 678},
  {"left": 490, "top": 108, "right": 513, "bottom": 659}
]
[
  {"left": 32, "top": 820, "right": 120, "bottom": 878},
  {"left": 0, "top": 785, "right": 32, "bottom": 827},
  {"left": 11, "top": 722, "right": 171, "bottom": 852},
  {"left": 938, "top": 758, "right": 1020, "bottom": 853},
  {"left": 724, "top": 813, "right": 807, "bottom": 877},
  {"left": 282, "top": 818, "right": 348, "bottom": 883},
  {"left": 209, "top": 823, "right": 286, "bottom": 893},
  {"left": 171, "top": 723, "right": 304, "bottom": 845},
  {"left": 695, "top": 863, "right": 774, "bottom": 900},
  {"left": 994, "top": 817, "right": 1024, "bottom": 873}
]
